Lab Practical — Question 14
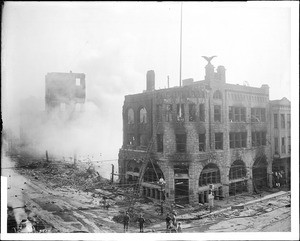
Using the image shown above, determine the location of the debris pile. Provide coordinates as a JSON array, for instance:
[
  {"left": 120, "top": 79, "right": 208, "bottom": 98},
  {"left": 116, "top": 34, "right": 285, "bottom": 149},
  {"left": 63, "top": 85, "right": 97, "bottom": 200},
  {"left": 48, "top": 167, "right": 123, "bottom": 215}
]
[{"left": 15, "top": 156, "right": 109, "bottom": 192}]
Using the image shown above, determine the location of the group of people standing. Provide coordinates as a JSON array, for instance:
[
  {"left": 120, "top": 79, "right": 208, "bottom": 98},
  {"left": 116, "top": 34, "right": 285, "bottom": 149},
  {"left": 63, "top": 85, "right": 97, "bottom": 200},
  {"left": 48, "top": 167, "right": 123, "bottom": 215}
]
[
  {"left": 123, "top": 211, "right": 183, "bottom": 233},
  {"left": 123, "top": 212, "right": 145, "bottom": 233},
  {"left": 273, "top": 170, "right": 286, "bottom": 188}
]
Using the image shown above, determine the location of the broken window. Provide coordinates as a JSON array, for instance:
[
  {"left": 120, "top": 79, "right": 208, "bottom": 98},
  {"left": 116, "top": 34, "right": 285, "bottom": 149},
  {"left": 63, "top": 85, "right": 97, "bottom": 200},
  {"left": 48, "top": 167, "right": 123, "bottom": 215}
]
[
  {"left": 127, "top": 134, "right": 135, "bottom": 146},
  {"left": 215, "top": 133, "right": 223, "bottom": 150},
  {"left": 76, "top": 78, "right": 81, "bottom": 86},
  {"left": 139, "top": 107, "right": 147, "bottom": 123},
  {"left": 189, "top": 103, "right": 196, "bottom": 121},
  {"left": 213, "top": 90, "right": 222, "bottom": 99},
  {"left": 128, "top": 108, "right": 134, "bottom": 124},
  {"left": 177, "top": 104, "right": 185, "bottom": 121},
  {"left": 199, "top": 163, "right": 221, "bottom": 186},
  {"left": 252, "top": 132, "right": 266, "bottom": 147},
  {"left": 251, "top": 108, "right": 266, "bottom": 122},
  {"left": 229, "top": 107, "right": 246, "bottom": 122},
  {"left": 274, "top": 114, "right": 278, "bottom": 129},
  {"left": 281, "top": 114, "right": 285, "bottom": 129},
  {"left": 166, "top": 104, "right": 173, "bottom": 122},
  {"left": 229, "top": 160, "right": 247, "bottom": 180},
  {"left": 199, "top": 103, "right": 205, "bottom": 121},
  {"left": 156, "top": 104, "right": 162, "bottom": 122},
  {"left": 137, "top": 134, "right": 148, "bottom": 147},
  {"left": 214, "top": 105, "right": 221, "bottom": 122},
  {"left": 229, "top": 132, "right": 247, "bottom": 148},
  {"left": 176, "top": 134, "right": 186, "bottom": 152},
  {"left": 199, "top": 134, "right": 205, "bottom": 152},
  {"left": 274, "top": 137, "right": 279, "bottom": 153},
  {"left": 281, "top": 137, "right": 285, "bottom": 154},
  {"left": 157, "top": 134, "right": 163, "bottom": 152}
]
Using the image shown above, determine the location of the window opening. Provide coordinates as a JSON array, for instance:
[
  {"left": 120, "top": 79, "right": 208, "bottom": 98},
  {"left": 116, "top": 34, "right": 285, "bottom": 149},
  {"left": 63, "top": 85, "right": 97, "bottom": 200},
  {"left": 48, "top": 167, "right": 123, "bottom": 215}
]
[
  {"left": 215, "top": 133, "right": 223, "bottom": 150},
  {"left": 176, "top": 134, "right": 186, "bottom": 152},
  {"left": 199, "top": 134, "right": 206, "bottom": 152}
]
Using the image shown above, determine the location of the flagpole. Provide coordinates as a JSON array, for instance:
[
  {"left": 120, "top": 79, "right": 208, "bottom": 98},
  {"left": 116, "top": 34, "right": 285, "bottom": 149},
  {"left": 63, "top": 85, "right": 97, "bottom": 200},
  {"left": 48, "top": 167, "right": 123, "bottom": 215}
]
[{"left": 179, "top": 2, "right": 183, "bottom": 87}]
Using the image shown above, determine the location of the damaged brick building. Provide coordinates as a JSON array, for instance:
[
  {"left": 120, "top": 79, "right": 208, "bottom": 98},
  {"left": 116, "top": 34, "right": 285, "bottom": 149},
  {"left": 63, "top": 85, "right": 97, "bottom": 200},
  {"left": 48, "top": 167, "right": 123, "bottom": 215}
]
[
  {"left": 118, "top": 61, "right": 272, "bottom": 205},
  {"left": 270, "top": 97, "right": 291, "bottom": 186},
  {"left": 45, "top": 71, "right": 86, "bottom": 116}
]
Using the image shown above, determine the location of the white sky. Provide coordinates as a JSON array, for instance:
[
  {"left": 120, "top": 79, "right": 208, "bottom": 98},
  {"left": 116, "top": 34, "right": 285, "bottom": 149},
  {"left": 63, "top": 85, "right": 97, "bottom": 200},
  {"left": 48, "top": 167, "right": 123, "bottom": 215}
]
[
  {"left": 1, "top": 2, "right": 298, "bottom": 153},
  {"left": 1, "top": 2, "right": 299, "bottom": 239}
]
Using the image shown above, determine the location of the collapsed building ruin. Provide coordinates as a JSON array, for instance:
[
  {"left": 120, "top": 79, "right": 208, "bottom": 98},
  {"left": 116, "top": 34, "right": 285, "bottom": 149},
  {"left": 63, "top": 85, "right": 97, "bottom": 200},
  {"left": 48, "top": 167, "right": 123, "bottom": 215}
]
[
  {"left": 19, "top": 71, "right": 86, "bottom": 155},
  {"left": 118, "top": 59, "right": 281, "bottom": 205},
  {"left": 45, "top": 71, "right": 86, "bottom": 116}
]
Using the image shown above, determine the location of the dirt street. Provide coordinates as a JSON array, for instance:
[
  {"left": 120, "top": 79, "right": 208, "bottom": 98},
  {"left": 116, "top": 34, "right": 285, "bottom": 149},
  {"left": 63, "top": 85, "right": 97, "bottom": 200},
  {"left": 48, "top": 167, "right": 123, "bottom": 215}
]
[{"left": 3, "top": 155, "right": 291, "bottom": 233}]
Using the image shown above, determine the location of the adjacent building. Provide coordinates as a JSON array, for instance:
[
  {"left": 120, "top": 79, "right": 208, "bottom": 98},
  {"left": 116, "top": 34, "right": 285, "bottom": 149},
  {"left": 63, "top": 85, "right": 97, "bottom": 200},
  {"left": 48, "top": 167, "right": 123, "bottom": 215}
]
[
  {"left": 270, "top": 98, "right": 291, "bottom": 186},
  {"left": 118, "top": 60, "right": 272, "bottom": 205}
]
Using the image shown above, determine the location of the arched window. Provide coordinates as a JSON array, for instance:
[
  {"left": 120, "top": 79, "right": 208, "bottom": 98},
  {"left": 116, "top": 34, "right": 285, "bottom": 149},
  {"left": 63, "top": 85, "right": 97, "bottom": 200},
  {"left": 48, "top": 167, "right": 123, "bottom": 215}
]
[
  {"left": 252, "top": 155, "right": 268, "bottom": 189},
  {"left": 229, "top": 160, "right": 247, "bottom": 180},
  {"left": 128, "top": 108, "right": 134, "bottom": 124},
  {"left": 143, "top": 162, "right": 164, "bottom": 183},
  {"left": 229, "top": 160, "right": 248, "bottom": 196},
  {"left": 199, "top": 163, "right": 221, "bottom": 186},
  {"left": 139, "top": 107, "right": 147, "bottom": 123},
  {"left": 213, "top": 90, "right": 222, "bottom": 99}
]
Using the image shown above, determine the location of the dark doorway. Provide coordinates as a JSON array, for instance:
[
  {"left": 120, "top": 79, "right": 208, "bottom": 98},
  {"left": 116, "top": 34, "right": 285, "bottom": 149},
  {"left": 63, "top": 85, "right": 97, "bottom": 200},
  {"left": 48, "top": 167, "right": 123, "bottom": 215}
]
[
  {"left": 252, "top": 156, "right": 268, "bottom": 190},
  {"left": 175, "top": 179, "right": 189, "bottom": 204}
]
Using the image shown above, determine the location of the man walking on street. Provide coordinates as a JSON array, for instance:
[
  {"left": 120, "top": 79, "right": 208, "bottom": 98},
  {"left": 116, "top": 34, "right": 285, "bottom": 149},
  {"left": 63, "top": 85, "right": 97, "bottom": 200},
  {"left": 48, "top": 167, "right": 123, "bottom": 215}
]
[
  {"left": 137, "top": 214, "right": 145, "bottom": 232},
  {"left": 123, "top": 211, "right": 130, "bottom": 232}
]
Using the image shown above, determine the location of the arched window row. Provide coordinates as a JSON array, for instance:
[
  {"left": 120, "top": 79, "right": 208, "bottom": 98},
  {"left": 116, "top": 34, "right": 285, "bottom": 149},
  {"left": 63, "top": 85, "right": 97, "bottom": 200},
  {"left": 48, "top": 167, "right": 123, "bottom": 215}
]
[{"left": 126, "top": 106, "right": 148, "bottom": 124}]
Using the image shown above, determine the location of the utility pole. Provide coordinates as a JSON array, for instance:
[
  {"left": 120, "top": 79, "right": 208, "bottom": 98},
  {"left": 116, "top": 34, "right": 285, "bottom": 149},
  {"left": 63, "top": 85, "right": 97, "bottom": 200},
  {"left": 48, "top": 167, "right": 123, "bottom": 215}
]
[
  {"left": 111, "top": 164, "right": 114, "bottom": 184},
  {"left": 179, "top": 2, "right": 183, "bottom": 87},
  {"left": 46, "top": 150, "right": 49, "bottom": 162}
]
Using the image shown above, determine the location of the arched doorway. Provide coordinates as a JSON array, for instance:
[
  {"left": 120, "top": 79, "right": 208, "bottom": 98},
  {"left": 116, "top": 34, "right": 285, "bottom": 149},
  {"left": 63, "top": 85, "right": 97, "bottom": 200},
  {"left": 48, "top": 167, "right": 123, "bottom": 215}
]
[
  {"left": 198, "top": 163, "right": 221, "bottom": 204},
  {"left": 229, "top": 160, "right": 248, "bottom": 196},
  {"left": 252, "top": 155, "right": 268, "bottom": 190}
]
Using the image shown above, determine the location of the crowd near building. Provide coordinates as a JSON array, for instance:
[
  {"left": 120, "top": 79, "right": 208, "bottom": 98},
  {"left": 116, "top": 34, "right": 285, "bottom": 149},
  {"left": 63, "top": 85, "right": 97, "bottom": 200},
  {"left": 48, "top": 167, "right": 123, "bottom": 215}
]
[{"left": 118, "top": 59, "right": 291, "bottom": 205}]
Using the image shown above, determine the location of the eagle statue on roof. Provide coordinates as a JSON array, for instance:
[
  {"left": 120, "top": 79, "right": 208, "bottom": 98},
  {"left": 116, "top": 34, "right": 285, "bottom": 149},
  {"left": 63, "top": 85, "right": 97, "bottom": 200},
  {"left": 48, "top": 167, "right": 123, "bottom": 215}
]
[{"left": 202, "top": 56, "right": 217, "bottom": 64}]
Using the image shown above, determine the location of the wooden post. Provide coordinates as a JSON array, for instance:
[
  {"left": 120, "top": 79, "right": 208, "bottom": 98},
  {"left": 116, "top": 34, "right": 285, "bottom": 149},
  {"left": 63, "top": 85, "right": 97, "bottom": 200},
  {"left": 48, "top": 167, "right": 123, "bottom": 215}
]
[
  {"left": 46, "top": 150, "right": 49, "bottom": 162},
  {"left": 111, "top": 164, "right": 114, "bottom": 183},
  {"left": 74, "top": 152, "right": 77, "bottom": 166}
]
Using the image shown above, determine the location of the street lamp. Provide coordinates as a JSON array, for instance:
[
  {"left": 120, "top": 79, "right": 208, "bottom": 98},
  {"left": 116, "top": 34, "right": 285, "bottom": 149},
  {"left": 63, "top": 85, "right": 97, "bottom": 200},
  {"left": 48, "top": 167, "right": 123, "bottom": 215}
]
[{"left": 158, "top": 177, "right": 166, "bottom": 215}]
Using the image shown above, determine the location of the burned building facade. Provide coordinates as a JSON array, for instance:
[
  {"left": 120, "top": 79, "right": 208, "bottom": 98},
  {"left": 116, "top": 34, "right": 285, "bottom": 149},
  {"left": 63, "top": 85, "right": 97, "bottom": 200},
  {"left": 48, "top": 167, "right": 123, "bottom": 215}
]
[
  {"left": 45, "top": 72, "right": 86, "bottom": 117},
  {"left": 118, "top": 62, "right": 272, "bottom": 205},
  {"left": 270, "top": 98, "right": 291, "bottom": 186}
]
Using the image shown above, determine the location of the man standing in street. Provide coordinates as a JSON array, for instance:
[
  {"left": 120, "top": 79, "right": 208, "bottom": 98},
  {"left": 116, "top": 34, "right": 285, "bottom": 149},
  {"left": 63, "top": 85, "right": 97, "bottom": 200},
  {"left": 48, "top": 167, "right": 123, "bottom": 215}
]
[
  {"left": 137, "top": 214, "right": 145, "bottom": 232},
  {"left": 208, "top": 190, "right": 214, "bottom": 213},
  {"left": 123, "top": 211, "right": 130, "bottom": 232}
]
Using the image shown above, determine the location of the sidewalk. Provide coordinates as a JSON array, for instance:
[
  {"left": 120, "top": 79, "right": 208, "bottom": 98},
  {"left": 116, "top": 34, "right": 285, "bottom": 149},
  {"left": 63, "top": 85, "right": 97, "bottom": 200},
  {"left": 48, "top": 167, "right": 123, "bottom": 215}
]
[{"left": 178, "top": 190, "right": 289, "bottom": 221}]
